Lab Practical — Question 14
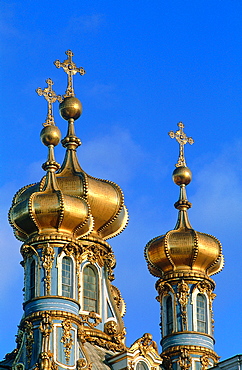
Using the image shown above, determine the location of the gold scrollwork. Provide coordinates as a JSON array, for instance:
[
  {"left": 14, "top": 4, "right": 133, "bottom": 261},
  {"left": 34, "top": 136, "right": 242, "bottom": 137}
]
[
  {"left": 156, "top": 281, "right": 174, "bottom": 301},
  {"left": 80, "top": 312, "right": 102, "bottom": 329},
  {"left": 60, "top": 319, "right": 74, "bottom": 364},
  {"left": 34, "top": 351, "right": 57, "bottom": 370},
  {"left": 39, "top": 313, "right": 53, "bottom": 353},
  {"left": 76, "top": 358, "right": 92, "bottom": 370},
  {"left": 161, "top": 355, "right": 172, "bottom": 370},
  {"left": 200, "top": 355, "right": 210, "bottom": 370},
  {"left": 130, "top": 333, "right": 159, "bottom": 357},
  {"left": 24, "top": 321, "right": 34, "bottom": 365},
  {"left": 177, "top": 280, "right": 189, "bottom": 331},
  {"left": 178, "top": 348, "right": 191, "bottom": 370},
  {"left": 41, "top": 244, "right": 55, "bottom": 295}
]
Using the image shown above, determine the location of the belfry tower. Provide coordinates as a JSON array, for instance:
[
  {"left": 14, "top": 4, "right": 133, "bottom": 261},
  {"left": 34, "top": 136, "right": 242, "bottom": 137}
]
[
  {"left": 145, "top": 123, "right": 224, "bottom": 370},
  {"left": 1, "top": 51, "right": 163, "bottom": 370}
]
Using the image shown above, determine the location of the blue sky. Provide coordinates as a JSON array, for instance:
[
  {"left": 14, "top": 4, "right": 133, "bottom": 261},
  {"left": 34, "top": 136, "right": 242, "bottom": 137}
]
[{"left": 0, "top": 0, "right": 242, "bottom": 362}]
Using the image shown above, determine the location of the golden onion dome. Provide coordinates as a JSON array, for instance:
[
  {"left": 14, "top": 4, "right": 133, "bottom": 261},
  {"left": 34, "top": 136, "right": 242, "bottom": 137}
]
[
  {"left": 9, "top": 53, "right": 128, "bottom": 243},
  {"left": 145, "top": 122, "right": 224, "bottom": 278},
  {"left": 54, "top": 98, "right": 128, "bottom": 240},
  {"left": 9, "top": 124, "right": 93, "bottom": 242},
  {"left": 9, "top": 98, "right": 128, "bottom": 242}
]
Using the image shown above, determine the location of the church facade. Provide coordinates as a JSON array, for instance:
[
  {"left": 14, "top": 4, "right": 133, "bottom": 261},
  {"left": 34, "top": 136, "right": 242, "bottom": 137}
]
[{"left": 0, "top": 51, "right": 240, "bottom": 370}]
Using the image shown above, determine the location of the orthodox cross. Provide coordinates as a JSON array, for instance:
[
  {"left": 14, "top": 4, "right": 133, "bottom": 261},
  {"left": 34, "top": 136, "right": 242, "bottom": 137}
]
[
  {"left": 54, "top": 50, "right": 85, "bottom": 98},
  {"left": 168, "top": 122, "right": 194, "bottom": 167},
  {"left": 36, "top": 78, "right": 62, "bottom": 126}
]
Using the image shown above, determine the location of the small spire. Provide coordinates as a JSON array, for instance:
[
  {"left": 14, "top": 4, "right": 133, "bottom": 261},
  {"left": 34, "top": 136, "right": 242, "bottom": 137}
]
[
  {"left": 40, "top": 125, "right": 61, "bottom": 191},
  {"left": 54, "top": 50, "right": 85, "bottom": 98},
  {"left": 169, "top": 122, "right": 194, "bottom": 230},
  {"left": 168, "top": 122, "right": 194, "bottom": 167},
  {"left": 36, "top": 78, "right": 62, "bottom": 126}
]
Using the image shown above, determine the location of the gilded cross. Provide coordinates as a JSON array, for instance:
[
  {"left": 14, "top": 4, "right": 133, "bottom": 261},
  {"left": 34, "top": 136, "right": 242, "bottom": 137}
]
[
  {"left": 36, "top": 78, "right": 62, "bottom": 126},
  {"left": 54, "top": 50, "right": 85, "bottom": 98},
  {"left": 168, "top": 122, "right": 194, "bottom": 167}
]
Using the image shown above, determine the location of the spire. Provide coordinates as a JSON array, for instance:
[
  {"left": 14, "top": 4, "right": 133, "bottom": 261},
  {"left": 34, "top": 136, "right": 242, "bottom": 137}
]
[{"left": 169, "top": 122, "right": 193, "bottom": 229}]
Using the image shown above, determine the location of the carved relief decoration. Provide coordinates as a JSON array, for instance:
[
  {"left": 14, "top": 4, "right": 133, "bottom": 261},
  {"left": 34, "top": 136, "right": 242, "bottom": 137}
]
[
  {"left": 200, "top": 355, "right": 210, "bottom": 370},
  {"left": 39, "top": 312, "right": 53, "bottom": 353},
  {"left": 24, "top": 321, "right": 34, "bottom": 365},
  {"left": 177, "top": 280, "right": 189, "bottom": 331},
  {"left": 196, "top": 280, "right": 216, "bottom": 334},
  {"left": 34, "top": 351, "right": 57, "bottom": 370},
  {"left": 60, "top": 319, "right": 73, "bottom": 364},
  {"left": 110, "top": 284, "right": 126, "bottom": 317},
  {"left": 161, "top": 355, "right": 172, "bottom": 370},
  {"left": 80, "top": 312, "right": 102, "bottom": 329},
  {"left": 41, "top": 244, "right": 55, "bottom": 295},
  {"left": 178, "top": 348, "right": 191, "bottom": 370},
  {"left": 76, "top": 358, "right": 92, "bottom": 370},
  {"left": 155, "top": 280, "right": 174, "bottom": 302},
  {"left": 130, "top": 333, "right": 159, "bottom": 357}
]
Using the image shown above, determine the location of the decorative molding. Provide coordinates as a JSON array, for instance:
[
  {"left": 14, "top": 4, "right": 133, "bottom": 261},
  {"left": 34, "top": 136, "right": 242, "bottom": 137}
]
[
  {"left": 200, "top": 355, "right": 210, "bottom": 370},
  {"left": 129, "top": 333, "right": 159, "bottom": 357},
  {"left": 178, "top": 348, "right": 191, "bottom": 370},
  {"left": 156, "top": 281, "right": 174, "bottom": 302},
  {"left": 80, "top": 312, "right": 102, "bottom": 328},
  {"left": 60, "top": 319, "right": 74, "bottom": 364},
  {"left": 39, "top": 312, "right": 53, "bottom": 353},
  {"left": 24, "top": 321, "right": 34, "bottom": 365},
  {"left": 34, "top": 351, "right": 57, "bottom": 370},
  {"left": 161, "top": 355, "right": 172, "bottom": 370},
  {"left": 177, "top": 280, "right": 189, "bottom": 331},
  {"left": 161, "top": 345, "right": 219, "bottom": 363},
  {"left": 41, "top": 244, "right": 55, "bottom": 295}
]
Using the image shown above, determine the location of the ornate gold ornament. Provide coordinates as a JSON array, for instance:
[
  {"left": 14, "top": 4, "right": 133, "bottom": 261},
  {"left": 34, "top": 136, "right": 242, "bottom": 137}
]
[
  {"left": 200, "top": 355, "right": 210, "bottom": 370},
  {"left": 60, "top": 319, "right": 74, "bottom": 363},
  {"left": 177, "top": 280, "right": 189, "bottom": 331},
  {"left": 39, "top": 313, "right": 53, "bottom": 353},
  {"left": 24, "top": 321, "right": 34, "bottom": 365},
  {"left": 54, "top": 50, "right": 85, "bottom": 98},
  {"left": 76, "top": 358, "right": 92, "bottom": 370},
  {"left": 110, "top": 284, "right": 126, "bottom": 317},
  {"left": 130, "top": 333, "right": 159, "bottom": 357},
  {"left": 104, "top": 320, "right": 118, "bottom": 335},
  {"left": 178, "top": 348, "right": 192, "bottom": 370},
  {"left": 168, "top": 122, "right": 194, "bottom": 168},
  {"left": 156, "top": 280, "right": 174, "bottom": 301},
  {"left": 36, "top": 79, "right": 62, "bottom": 127},
  {"left": 161, "top": 355, "right": 172, "bottom": 370},
  {"left": 80, "top": 312, "right": 102, "bottom": 329},
  {"left": 34, "top": 351, "right": 57, "bottom": 370},
  {"left": 41, "top": 244, "right": 55, "bottom": 295}
]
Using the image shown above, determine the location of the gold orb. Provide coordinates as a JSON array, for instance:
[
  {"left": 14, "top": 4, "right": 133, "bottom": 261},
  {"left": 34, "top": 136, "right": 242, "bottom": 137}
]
[
  {"left": 172, "top": 166, "right": 192, "bottom": 186},
  {"left": 59, "top": 97, "right": 82, "bottom": 121},
  {"left": 40, "top": 125, "right": 61, "bottom": 147}
]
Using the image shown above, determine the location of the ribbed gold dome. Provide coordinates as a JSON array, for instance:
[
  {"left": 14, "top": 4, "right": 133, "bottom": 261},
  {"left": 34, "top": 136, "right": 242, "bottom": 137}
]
[
  {"left": 145, "top": 122, "right": 224, "bottom": 278},
  {"left": 9, "top": 102, "right": 128, "bottom": 243},
  {"left": 9, "top": 125, "right": 93, "bottom": 242},
  {"left": 146, "top": 226, "right": 224, "bottom": 278},
  {"left": 145, "top": 167, "right": 224, "bottom": 278}
]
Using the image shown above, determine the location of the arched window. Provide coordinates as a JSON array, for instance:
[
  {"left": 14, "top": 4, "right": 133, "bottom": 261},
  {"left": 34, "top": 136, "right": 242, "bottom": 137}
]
[
  {"left": 83, "top": 265, "right": 98, "bottom": 312},
  {"left": 197, "top": 293, "right": 206, "bottom": 333},
  {"left": 30, "top": 260, "right": 35, "bottom": 299},
  {"left": 136, "top": 361, "right": 149, "bottom": 370},
  {"left": 166, "top": 295, "right": 173, "bottom": 335},
  {"left": 62, "top": 257, "right": 73, "bottom": 298}
]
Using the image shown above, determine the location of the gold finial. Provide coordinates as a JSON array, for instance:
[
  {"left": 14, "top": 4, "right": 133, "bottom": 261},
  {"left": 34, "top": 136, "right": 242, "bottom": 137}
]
[
  {"left": 36, "top": 78, "right": 62, "bottom": 126},
  {"left": 54, "top": 50, "right": 85, "bottom": 98},
  {"left": 168, "top": 122, "right": 194, "bottom": 167}
]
